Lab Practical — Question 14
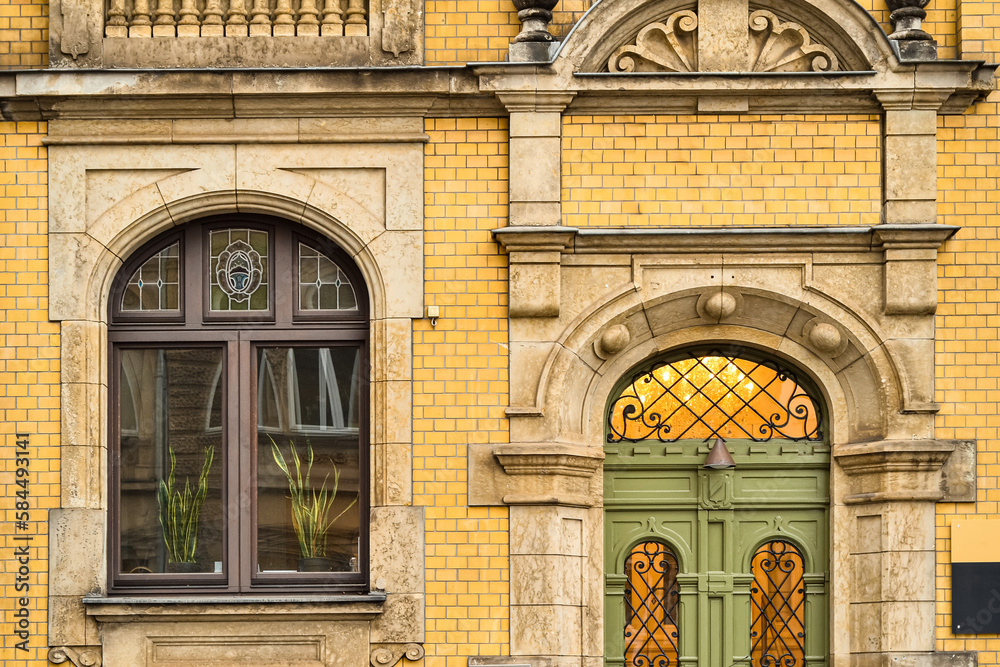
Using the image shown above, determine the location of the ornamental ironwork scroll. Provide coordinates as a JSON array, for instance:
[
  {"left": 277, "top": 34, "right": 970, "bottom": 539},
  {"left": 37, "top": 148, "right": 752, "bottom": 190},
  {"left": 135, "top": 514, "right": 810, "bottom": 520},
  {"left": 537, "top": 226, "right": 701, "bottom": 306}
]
[
  {"left": 624, "top": 541, "right": 680, "bottom": 667},
  {"left": 750, "top": 540, "right": 806, "bottom": 667},
  {"left": 607, "top": 352, "right": 822, "bottom": 443}
]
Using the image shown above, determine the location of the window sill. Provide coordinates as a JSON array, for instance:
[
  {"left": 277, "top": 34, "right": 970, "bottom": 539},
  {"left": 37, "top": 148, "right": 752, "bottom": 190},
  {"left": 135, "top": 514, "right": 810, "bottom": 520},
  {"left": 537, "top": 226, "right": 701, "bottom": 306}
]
[{"left": 82, "top": 593, "right": 386, "bottom": 622}]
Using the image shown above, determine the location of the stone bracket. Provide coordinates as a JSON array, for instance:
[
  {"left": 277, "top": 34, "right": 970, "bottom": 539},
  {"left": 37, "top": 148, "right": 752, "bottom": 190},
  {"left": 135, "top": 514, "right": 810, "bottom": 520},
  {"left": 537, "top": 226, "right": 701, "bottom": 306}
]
[
  {"left": 468, "top": 442, "right": 603, "bottom": 507},
  {"left": 48, "top": 646, "right": 103, "bottom": 667},
  {"left": 834, "top": 439, "right": 956, "bottom": 504},
  {"left": 940, "top": 440, "right": 977, "bottom": 503},
  {"left": 494, "top": 227, "right": 575, "bottom": 317},
  {"left": 872, "top": 225, "right": 958, "bottom": 315},
  {"left": 370, "top": 643, "right": 425, "bottom": 667}
]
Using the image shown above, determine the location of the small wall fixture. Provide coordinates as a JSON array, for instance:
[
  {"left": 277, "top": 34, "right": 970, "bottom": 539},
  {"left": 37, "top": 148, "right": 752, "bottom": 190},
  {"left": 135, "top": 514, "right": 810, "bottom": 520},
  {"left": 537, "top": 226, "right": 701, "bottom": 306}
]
[
  {"left": 704, "top": 437, "right": 736, "bottom": 469},
  {"left": 426, "top": 305, "right": 439, "bottom": 327}
]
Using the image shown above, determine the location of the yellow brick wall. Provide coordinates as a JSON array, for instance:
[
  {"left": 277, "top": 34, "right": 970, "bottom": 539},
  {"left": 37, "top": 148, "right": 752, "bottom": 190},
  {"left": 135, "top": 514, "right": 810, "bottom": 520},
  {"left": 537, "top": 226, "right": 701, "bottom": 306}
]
[
  {"left": 417, "top": 118, "right": 511, "bottom": 665},
  {"left": 0, "top": 0, "right": 48, "bottom": 68},
  {"left": 935, "top": 91, "right": 1000, "bottom": 661},
  {"left": 0, "top": 122, "right": 56, "bottom": 665},
  {"left": 562, "top": 114, "right": 881, "bottom": 228}
]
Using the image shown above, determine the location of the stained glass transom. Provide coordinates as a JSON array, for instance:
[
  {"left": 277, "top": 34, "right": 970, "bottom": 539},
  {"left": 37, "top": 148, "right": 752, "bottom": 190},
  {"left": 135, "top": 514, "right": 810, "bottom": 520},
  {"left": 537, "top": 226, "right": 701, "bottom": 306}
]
[
  {"left": 298, "top": 243, "right": 358, "bottom": 311},
  {"left": 210, "top": 229, "right": 268, "bottom": 312},
  {"left": 122, "top": 242, "right": 180, "bottom": 312},
  {"left": 608, "top": 352, "right": 822, "bottom": 442},
  {"left": 751, "top": 540, "right": 806, "bottom": 667},
  {"left": 624, "top": 541, "right": 680, "bottom": 667}
]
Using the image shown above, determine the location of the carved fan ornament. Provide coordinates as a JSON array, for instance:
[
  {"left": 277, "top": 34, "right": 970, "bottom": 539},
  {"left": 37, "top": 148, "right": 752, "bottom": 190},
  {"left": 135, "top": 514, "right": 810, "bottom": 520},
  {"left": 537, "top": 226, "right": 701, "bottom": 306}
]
[
  {"left": 749, "top": 10, "right": 838, "bottom": 72},
  {"left": 607, "top": 8, "right": 839, "bottom": 73},
  {"left": 608, "top": 10, "right": 698, "bottom": 73}
]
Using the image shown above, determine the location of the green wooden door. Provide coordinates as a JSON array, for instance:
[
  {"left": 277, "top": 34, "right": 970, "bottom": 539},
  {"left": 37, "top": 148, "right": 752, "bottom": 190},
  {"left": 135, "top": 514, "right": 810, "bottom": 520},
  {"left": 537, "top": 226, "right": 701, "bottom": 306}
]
[{"left": 604, "top": 439, "right": 829, "bottom": 667}]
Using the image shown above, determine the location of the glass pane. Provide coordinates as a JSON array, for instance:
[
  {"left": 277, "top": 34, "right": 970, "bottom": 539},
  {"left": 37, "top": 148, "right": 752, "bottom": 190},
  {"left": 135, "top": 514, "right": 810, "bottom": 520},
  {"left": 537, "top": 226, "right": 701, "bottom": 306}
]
[
  {"left": 608, "top": 352, "right": 822, "bottom": 442},
  {"left": 624, "top": 541, "right": 680, "bottom": 667},
  {"left": 298, "top": 243, "right": 359, "bottom": 311},
  {"left": 256, "top": 346, "right": 362, "bottom": 573},
  {"left": 210, "top": 228, "right": 269, "bottom": 312},
  {"left": 118, "top": 348, "right": 224, "bottom": 575},
  {"left": 120, "top": 243, "right": 180, "bottom": 312},
  {"left": 751, "top": 540, "right": 806, "bottom": 667}
]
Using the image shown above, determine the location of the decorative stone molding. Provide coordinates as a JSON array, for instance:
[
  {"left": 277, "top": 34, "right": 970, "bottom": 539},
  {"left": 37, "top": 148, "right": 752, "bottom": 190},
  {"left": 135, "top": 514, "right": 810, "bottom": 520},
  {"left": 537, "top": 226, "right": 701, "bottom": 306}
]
[
  {"left": 48, "top": 647, "right": 103, "bottom": 667},
  {"left": 748, "top": 9, "right": 838, "bottom": 72},
  {"left": 607, "top": 10, "right": 698, "bottom": 73},
  {"left": 370, "top": 642, "right": 425, "bottom": 667},
  {"left": 834, "top": 439, "right": 956, "bottom": 504}
]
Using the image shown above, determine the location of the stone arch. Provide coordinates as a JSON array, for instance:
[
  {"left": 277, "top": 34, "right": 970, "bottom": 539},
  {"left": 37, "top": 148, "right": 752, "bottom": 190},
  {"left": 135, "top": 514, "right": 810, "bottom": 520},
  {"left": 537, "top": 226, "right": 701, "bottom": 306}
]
[
  {"left": 531, "top": 285, "right": 904, "bottom": 449},
  {"left": 554, "top": 0, "right": 894, "bottom": 74}
]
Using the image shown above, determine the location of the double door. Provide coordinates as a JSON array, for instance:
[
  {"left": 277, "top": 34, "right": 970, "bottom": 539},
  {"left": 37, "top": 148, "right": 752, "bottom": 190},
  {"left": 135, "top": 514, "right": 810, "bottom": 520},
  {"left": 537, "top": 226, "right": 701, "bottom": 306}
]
[{"left": 604, "top": 441, "right": 829, "bottom": 667}]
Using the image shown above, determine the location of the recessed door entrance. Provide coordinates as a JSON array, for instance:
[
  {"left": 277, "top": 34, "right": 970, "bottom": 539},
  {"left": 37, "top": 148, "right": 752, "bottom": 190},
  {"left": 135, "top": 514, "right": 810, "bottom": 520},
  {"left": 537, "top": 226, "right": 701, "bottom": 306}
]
[{"left": 603, "top": 351, "right": 829, "bottom": 667}]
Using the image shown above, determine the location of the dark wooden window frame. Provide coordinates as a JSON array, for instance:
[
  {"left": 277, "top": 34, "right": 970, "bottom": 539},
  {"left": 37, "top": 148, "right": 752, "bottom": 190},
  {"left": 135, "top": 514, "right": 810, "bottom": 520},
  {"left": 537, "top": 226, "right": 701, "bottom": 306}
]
[{"left": 108, "top": 214, "right": 370, "bottom": 595}]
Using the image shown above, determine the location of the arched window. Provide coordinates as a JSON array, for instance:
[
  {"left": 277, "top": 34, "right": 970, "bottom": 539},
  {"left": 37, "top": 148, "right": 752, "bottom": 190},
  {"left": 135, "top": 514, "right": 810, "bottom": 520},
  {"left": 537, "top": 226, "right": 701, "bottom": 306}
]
[
  {"left": 750, "top": 540, "right": 806, "bottom": 667},
  {"left": 109, "top": 215, "right": 369, "bottom": 593},
  {"left": 624, "top": 541, "right": 680, "bottom": 667}
]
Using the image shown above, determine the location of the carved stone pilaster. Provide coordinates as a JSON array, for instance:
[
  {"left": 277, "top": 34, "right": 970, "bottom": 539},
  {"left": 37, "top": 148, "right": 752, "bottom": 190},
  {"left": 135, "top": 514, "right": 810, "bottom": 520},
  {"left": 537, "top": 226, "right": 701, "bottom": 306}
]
[
  {"left": 48, "top": 646, "right": 103, "bottom": 667},
  {"left": 370, "top": 643, "right": 424, "bottom": 667}
]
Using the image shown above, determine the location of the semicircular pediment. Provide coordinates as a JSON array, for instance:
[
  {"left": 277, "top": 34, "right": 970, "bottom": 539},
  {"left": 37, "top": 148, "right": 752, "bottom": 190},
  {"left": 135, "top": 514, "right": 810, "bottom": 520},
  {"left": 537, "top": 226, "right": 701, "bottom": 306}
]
[{"left": 561, "top": 0, "right": 889, "bottom": 73}]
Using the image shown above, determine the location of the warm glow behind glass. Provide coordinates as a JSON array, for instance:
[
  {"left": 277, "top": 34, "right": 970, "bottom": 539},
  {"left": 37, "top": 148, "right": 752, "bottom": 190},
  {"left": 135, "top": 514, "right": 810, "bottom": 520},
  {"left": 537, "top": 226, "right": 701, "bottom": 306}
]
[{"left": 608, "top": 354, "right": 821, "bottom": 442}]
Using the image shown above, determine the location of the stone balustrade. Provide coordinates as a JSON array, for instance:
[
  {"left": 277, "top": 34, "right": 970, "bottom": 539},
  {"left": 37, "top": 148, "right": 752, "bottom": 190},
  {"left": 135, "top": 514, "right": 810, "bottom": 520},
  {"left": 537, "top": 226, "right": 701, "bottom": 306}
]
[{"left": 105, "top": 0, "right": 368, "bottom": 38}]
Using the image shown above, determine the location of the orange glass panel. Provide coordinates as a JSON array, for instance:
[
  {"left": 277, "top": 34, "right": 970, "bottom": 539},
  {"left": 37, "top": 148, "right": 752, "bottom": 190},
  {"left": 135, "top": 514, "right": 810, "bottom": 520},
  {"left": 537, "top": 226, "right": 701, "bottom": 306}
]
[
  {"left": 750, "top": 541, "right": 806, "bottom": 667},
  {"left": 624, "top": 541, "right": 680, "bottom": 667},
  {"left": 608, "top": 354, "right": 821, "bottom": 442}
]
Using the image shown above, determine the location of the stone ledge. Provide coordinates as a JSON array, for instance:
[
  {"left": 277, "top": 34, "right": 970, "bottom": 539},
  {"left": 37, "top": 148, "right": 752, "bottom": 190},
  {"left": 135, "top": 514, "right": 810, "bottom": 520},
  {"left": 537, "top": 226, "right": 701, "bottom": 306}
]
[{"left": 82, "top": 594, "right": 386, "bottom": 622}]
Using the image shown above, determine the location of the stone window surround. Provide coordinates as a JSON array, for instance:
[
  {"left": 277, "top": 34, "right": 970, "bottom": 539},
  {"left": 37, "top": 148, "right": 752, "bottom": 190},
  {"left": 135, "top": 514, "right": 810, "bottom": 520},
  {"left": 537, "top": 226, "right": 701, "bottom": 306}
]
[{"left": 46, "top": 138, "right": 426, "bottom": 665}]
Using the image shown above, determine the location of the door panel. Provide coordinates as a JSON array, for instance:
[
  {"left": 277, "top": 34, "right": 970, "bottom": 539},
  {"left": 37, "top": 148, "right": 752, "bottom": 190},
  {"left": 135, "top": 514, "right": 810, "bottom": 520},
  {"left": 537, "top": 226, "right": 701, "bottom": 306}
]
[{"left": 605, "top": 442, "right": 828, "bottom": 667}]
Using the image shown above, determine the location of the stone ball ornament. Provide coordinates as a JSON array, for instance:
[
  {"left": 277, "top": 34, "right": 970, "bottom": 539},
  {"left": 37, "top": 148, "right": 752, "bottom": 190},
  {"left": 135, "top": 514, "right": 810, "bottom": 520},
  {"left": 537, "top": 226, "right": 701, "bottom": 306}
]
[
  {"left": 804, "top": 318, "right": 847, "bottom": 357},
  {"left": 697, "top": 290, "right": 742, "bottom": 322},
  {"left": 599, "top": 324, "right": 631, "bottom": 356}
]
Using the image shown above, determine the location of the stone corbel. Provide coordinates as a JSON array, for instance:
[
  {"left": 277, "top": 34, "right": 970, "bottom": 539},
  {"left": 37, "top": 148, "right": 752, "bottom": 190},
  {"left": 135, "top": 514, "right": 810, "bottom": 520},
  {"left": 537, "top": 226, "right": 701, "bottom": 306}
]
[
  {"left": 494, "top": 227, "right": 575, "bottom": 317},
  {"left": 493, "top": 443, "right": 604, "bottom": 507},
  {"left": 834, "top": 439, "right": 957, "bottom": 504},
  {"left": 48, "top": 646, "right": 103, "bottom": 667},
  {"left": 370, "top": 643, "right": 425, "bottom": 667},
  {"left": 872, "top": 224, "right": 957, "bottom": 315}
]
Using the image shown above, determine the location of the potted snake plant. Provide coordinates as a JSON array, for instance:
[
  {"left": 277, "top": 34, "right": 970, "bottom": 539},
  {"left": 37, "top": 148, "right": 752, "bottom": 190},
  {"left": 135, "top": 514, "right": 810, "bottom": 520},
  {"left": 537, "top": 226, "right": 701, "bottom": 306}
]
[
  {"left": 271, "top": 437, "right": 357, "bottom": 572},
  {"left": 157, "top": 444, "right": 214, "bottom": 572}
]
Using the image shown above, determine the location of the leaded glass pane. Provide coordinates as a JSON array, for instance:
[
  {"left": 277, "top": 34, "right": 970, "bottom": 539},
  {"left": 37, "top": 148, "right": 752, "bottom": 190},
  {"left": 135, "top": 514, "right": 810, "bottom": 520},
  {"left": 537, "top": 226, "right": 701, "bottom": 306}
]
[
  {"left": 608, "top": 352, "right": 822, "bottom": 442},
  {"left": 624, "top": 541, "right": 680, "bottom": 667},
  {"left": 118, "top": 348, "right": 224, "bottom": 575},
  {"left": 121, "top": 243, "right": 180, "bottom": 312},
  {"left": 751, "top": 540, "right": 806, "bottom": 667},
  {"left": 210, "top": 229, "right": 269, "bottom": 312},
  {"left": 299, "top": 243, "right": 358, "bottom": 311}
]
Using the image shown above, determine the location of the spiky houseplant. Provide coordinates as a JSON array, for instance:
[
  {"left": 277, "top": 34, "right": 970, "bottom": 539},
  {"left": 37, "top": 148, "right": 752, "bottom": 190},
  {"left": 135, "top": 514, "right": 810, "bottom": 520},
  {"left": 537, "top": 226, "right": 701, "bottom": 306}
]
[
  {"left": 157, "top": 444, "right": 214, "bottom": 564},
  {"left": 270, "top": 438, "right": 357, "bottom": 560}
]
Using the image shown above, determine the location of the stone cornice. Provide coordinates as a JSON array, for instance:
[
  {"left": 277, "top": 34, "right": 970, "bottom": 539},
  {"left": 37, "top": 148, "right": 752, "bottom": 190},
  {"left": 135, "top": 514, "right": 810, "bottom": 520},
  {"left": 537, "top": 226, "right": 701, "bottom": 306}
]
[
  {"left": 0, "top": 56, "right": 993, "bottom": 121},
  {"left": 493, "top": 224, "right": 959, "bottom": 256}
]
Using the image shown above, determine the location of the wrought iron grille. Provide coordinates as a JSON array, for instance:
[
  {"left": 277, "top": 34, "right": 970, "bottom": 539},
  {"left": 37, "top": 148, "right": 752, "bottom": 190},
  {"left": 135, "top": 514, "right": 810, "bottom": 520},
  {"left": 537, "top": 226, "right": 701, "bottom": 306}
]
[
  {"left": 607, "top": 352, "right": 822, "bottom": 443},
  {"left": 624, "top": 541, "right": 680, "bottom": 667},
  {"left": 750, "top": 540, "right": 806, "bottom": 667}
]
